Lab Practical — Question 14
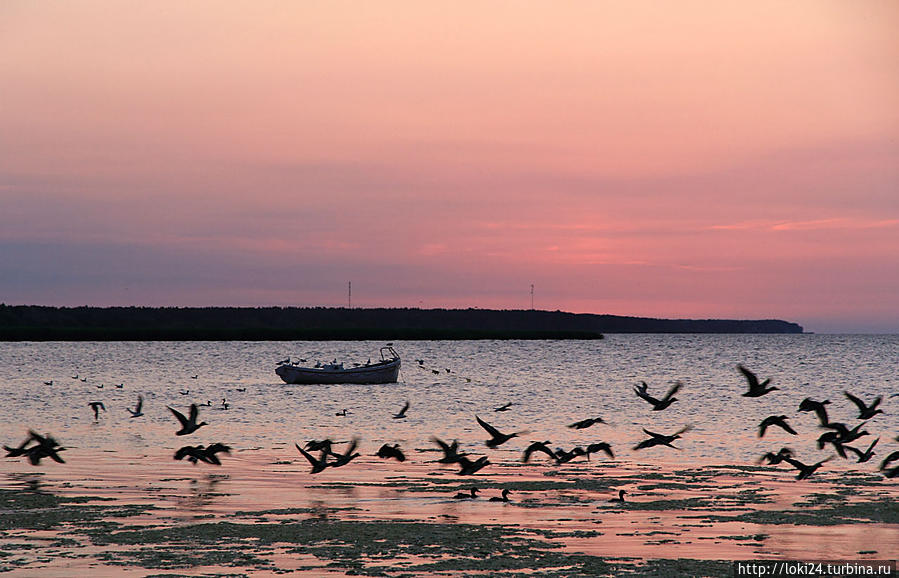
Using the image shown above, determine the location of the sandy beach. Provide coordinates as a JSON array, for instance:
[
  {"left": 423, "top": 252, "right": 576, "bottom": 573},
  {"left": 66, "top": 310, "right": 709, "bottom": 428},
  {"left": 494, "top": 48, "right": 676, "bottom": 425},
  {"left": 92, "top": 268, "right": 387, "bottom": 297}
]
[{"left": 2, "top": 446, "right": 897, "bottom": 577}]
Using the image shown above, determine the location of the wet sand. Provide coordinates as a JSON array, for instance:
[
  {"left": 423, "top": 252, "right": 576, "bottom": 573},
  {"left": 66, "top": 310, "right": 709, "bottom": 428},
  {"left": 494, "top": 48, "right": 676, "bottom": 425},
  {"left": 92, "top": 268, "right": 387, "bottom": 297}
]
[{"left": 2, "top": 447, "right": 897, "bottom": 576}]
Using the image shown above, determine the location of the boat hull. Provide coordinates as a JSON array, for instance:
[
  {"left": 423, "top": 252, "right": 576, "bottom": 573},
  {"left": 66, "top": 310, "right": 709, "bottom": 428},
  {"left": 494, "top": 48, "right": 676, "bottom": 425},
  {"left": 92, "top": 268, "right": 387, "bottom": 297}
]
[{"left": 275, "top": 358, "right": 400, "bottom": 384}]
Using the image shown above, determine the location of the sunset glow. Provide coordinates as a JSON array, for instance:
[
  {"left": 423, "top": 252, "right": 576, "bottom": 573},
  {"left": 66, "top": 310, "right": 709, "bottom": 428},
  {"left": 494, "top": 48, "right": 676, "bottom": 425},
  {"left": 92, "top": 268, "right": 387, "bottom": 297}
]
[{"left": 1, "top": 1, "right": 897, "bottom": 332}]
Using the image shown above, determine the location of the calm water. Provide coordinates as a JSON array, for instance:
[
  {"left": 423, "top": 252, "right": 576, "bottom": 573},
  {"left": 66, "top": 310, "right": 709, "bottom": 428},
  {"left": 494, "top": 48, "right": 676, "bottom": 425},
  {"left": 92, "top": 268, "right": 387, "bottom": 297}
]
[{"left": 1, "top": 335, "right": 897, "bottom": 467}]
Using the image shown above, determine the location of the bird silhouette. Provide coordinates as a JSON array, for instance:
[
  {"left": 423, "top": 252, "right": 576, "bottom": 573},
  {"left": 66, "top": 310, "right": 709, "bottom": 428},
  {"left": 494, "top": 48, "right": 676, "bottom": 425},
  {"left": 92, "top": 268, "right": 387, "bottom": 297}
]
[
  {"left": 488, "top": 489, "right": 511, "bottom": 502},
  {"left": 127, "top": 395, "right": 144, "bottom": 418},
  {"left": 393, "top": 401, "right": 410, "bottom": 419},
  {"left": 758, "top": 447, "right": 794, "bottom": 465},
  {"left": 522, "top": 441, "right": 556, "bottom": 463},
  {"left": 758, "top": 415, "right": 797, "bottom": 437},
  {"left": 634, "top": 381, "right": 682, "bottom": 410},
  {"left": 453, "top": 487, "right": 478, "bottom": 499},
  {"left": 554, "top": 446, "right": 586, "bottom": 464},
  {"left": 330, "top": 438, "right": 360, "bottom": 468},
  {"left": 4, "top": 433, "right": 36, "bottom": 458},
  {"left": 783, "top": 456, "right": 831, "bottom": 480},
  {"left": 456, "top": 455, "right": 490, "bottom": 475},
  {"left": 845, "top": 437, "right": 879, "bottom": 463},
  {"left": 89, "top": 401, "right": 105, "bottom": 421},
  {"left": 568, "top": 417, "right": 607, "bottom": 429},
  {"left": 20, "top": 431, "right": 66, "bottom": 465},
  {"left": 844, "top": 391, "right": 884, "bottom": 420},
  {"left": 494, "top": 402, "right": 514, "bottom": 412},
  {"left": 585, "top": 442, "right": 614, "bottom": 460},
  {"left": 633, "top": 426, "right": 692, "bottom": 450},
  {"left": 167, "top": 404, "right": 208, "bottom": 436},
  {"left": 475, "top": 415, "right": 520, "bottom": 448},
  {"left": 295, "top": 443, "right": 330, "bottom": 473},
  {"left": 335, "top": 408, "right": 349, "bottom": 416},
  {"left": 608, "top": 489, "right": 627, "bottom": 503},
  {"left": 376, "top": 443, "right": 406, "bottom": 462},
  {"left": 174, "top": 443, "right": 231, "bottom": 465},
  {"left": 798, "top": 398, "right": 830, "bottom": 426},
  {"left": 431, "top": 437, "right": 467, "bottom": 464},
  {"left": 738, "top": 365, "right": 779, "bottom": 397}
]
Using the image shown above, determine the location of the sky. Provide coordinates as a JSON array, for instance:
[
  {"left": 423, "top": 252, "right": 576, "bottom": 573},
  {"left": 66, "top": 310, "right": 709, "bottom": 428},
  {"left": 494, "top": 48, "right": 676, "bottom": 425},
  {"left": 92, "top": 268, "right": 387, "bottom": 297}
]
[{"left": 1, "top": 2, "right": 897, "bottom": 333}]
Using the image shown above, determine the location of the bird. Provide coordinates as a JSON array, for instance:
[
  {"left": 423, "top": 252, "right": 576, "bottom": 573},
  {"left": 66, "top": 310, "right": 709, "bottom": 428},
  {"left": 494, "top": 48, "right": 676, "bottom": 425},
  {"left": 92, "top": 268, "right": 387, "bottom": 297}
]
[
  {"left": 174, "top": 443, "right": 231, "bottom": 465},
  {"left": 783, "top": 456, "right": 831, "bottom": 480},
  {"left": 568, "top": 417, "right": 606, "bottom": 429},
  {"left": 880, "top": 450, "right": 899, "bottom": 472},
  {"left": 114, "top": 383, "right": 124, "bottom": 389},
  {"left": 96, "top": 384, "right": 104, "bottom": 389},
  {"left": 608, "top": 489, "right": 627, "bottom": 503},
  {"left": 453, "top": 487, "right": 478, "bottom": 499},
  {"left": 816, "top": 431, "right": 847, "bottom": 459},
  {"left": 190, "top": 374, "right": 198, "bottom": 379},
  {"left": 167, "top": 404, "right": 208, "bottom": 436},
  {"left": 738, "top": 365, "right": 779, "bottom": 397},
  {"left": 522, "top": 441, "right": 557, "bottom": 463},
  {"left": 585, "top": 442, "right": 614, "bottom": 460},
  {"left": 431, "top": 437, "right": 467, "bottom": 464},
  {"left": 633, "top": 381, "right": 682, "bottom": 410},
  {"left": 18, "top": 431, "right": 66, "bottom": 465},
  {"left": 88, "top": 401, "right": 105, "bottom": 421},
  {"left": 475, "top": 415, "right": 520, "bottom": 448},
  {"left": 554, "top": 446, "right": 586, "bottom": 464},
  {"left": 4, "top": 431, "right": 41, "bottom": 458},
  {"left": 822, "top": 421, "right": 869, "bottom": 444},
  {"left": 758, "top": 447, "right": 794, "bottom": 465},
  {"left": 845, "top": 437, "right": 879, "bottom": 463},
  {"left": 179, "top": 389, "right": 189, "bottom": 395},
  {"left": 295, "top": 443, "right": 330, "bottom": 473},
  {"left": 305, "top": 439, "right": 335, "bottom": 455},
  {"left": 220, "top": 399, "right": 230, "bottom": 410},
  {"left": 335, "top": 409, "right": 349, "bottom": 416},
  {"left": 329, "top": 438, "right": 360, "bottom": 468},
  {"left": 236, "top": 387, "right": 246, "bottom": 392},
  {"left": 376, "top": 443, "right": 406, "bottom": 462},
  {"left": 758, "top": 415, "right": 797, "bottom": 437},
  {"left": 43, "top": 380, "right": 53, "bottom": 386},
  {"left": 633, "top": 426, "right": 692, "bottom": 450},
  {"left": 456, "top": 455, "right": 490, "bottom": 475},
  {"left": 488, "top": 489, "right": 511, "bottom": 502},
  {"left": 494, "top": 402, "right": 514, "bottom": 412},
  {"left": 798, "top": 398, "right": 830, "bottom": 426},
  {"left": 393, "top": 401, "right": 410, "bottom": 419},
  {"left": 844, "top": 391, "right": 884, "bottom": 420},
  {"left": 127, "top": 395, "right": 144, "bottom": 418}
]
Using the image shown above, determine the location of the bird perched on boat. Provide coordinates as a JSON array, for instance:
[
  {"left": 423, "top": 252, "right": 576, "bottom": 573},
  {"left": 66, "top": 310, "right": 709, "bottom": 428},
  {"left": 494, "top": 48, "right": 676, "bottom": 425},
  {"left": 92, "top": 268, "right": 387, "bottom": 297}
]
[
  {"left": 88, "top": 401, "right": 105, "bottom": 421},
  {"left": 554, "top": 446, "right": 586, "bottom": 464},
  {"left": 329, "top": 438, "right": 360, "bottom": 468},
  {"left": 844, "top": 391, "right": 884, "bottom": 420},
  {"left": 738, "top": 365, "right": 779, "bottom": 397},
  {"left": 475, "top": 415, "right": 521, "bottom": 448},
  {"left": 376, "top": 443, "right": 406, "bottom": 462},
  {"left": 608, "top": 489, "right": 627, "bottom": 503},
  {"left": 568, "top": 417, "right": 606, "bottom": 429},
  {"left": 456, "top": 455, "right": 490, "bottom": 475},
  {"left": 845, "top": 437, "right": 879, "bottom": 463},
  {"left": 633, "top": 426, "right": 692, "bottom": 450},
  {"left": 634, "top": 381, "right": 682, "bottom": 411},
  {"left": 798, "top": 398, "right": 830, "bottom": 427},
  {"left": 431, "top": 437, "right": 467, "bottom": 464},
  {"left": 758, "top": 415, "right": 797, "bottom": 438},
  {"left": 758, "top": 447, "right": 794, "bottom": 465},
  {"left": 392, "top": 401, "right": 410, "bottom": 419},
  {"left": 494, "top": 402, "right": 514, "bottom": 412},
  {"left": 174, "top": 443, "right": 231, "bottom": 465},
  {"left": 453, "top": 487, "right": 478, "bottom": 499},
  {"left": 783, "top": 455, "right": 831, "bottom": 480},
  {"left": 127, "top": 395, "right": 144, "bottom": 418},
  {"left": 488, "top": 489, "right": 511, "bottom": 502},
  {"left": 586, "top": 442, "right": 614, "bottom": 460},
  {"left": 522, "top": 441, "right": 557, "bottom": 463},
  {"left": 167, "top": 404, "right": 208, "bottom": 436}
]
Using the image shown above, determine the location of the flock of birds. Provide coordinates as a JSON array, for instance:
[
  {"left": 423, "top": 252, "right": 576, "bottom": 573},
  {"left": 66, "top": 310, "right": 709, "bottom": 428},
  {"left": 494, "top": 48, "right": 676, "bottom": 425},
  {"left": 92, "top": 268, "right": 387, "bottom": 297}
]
[{"left": 5, "top": 361, "right": 899, "bottom": 506}]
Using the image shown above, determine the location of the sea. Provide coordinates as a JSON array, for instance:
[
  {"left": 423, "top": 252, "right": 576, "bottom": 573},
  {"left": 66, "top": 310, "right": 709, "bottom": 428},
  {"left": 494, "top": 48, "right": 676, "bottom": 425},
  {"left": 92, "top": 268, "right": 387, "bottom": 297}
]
[{"left": 1, "top": 335, "right": 897, "bottom": 467}]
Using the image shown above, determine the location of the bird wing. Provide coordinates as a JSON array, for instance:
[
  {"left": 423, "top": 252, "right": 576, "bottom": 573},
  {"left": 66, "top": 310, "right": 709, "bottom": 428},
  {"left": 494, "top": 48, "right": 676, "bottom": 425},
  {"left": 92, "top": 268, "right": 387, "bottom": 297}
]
[
  {"left": 295, "top": 443, "right": 321, "bottom": 467},
  {"left": 737, "top": 364, "right": 759, "bottom": 388},
  {"left": 188, "top": 403, "right": 199, "bottom": 423},
  {"left": 844, "top": 391, "right": 867, "bottom": 411},
  {"left": 168, "top": 406, "right": 189, "bottom": 428},
  {"left": 135, "top": 395, "right": 143, "bottom": 412},
  {"left": 662, "top": 381, "right": 683, "bottom": 401},
  {"left": 476, "top": 415, "right": 502, "bottom": 438},
  {"left": 642, "top": 428, "right": 664, "bottom": 439}
]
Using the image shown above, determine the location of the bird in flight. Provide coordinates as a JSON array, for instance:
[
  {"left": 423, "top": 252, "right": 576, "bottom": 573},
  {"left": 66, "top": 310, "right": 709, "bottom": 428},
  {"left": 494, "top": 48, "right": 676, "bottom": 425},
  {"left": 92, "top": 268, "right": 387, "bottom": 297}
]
[
  {"left": 475, "top": 415, "right": 521, "bottom": 448},
  {"left": 758, "top": 415, "right": 797, "bottom": 438},
  {"left": 633, "top": 381, "right": 682, "bottom": 411},
  {"left": 738, "top": 365, "right": 779, "bottom": 397},
  {"left": 844, "top": 391, "right": 884, "bottom": 420},
  {"left": 89, "top": 401, "right": 105, "bottom": 421},
  {"left": 393, "top": 401, "right": 410, "bottom": 419},
  {"left": 568, "top": 416, "right": 607, "bottom": 429},
  {"left": 127, "top": 395, "right": 144, "bottom": 418},
  {"left": 633, "top": 426, "right": 692, "bottom": 450},
  {"left": 167, "top": 404, "right": 208, "bottom": 436}
]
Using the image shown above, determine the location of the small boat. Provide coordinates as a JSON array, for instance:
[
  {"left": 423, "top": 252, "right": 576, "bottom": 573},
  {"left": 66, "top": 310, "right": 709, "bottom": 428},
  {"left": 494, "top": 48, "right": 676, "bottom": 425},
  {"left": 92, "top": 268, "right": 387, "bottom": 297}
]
[{"left": 275, "top": 346, "right": 401, "bottom": 385}]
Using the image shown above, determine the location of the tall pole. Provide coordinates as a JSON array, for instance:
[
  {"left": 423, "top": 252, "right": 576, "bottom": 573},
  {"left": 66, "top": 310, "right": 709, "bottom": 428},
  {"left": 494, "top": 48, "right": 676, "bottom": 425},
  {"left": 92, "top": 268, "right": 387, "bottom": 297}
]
[{"left": 348, "top": 281, "right": 352, "bottom": 309}]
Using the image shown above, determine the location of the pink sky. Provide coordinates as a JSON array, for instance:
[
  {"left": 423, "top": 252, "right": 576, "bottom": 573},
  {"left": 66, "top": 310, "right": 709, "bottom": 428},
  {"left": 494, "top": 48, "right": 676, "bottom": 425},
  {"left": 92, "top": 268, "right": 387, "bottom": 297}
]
[{"left": 1, "top": 1, "right": 897, "bottom": 332}]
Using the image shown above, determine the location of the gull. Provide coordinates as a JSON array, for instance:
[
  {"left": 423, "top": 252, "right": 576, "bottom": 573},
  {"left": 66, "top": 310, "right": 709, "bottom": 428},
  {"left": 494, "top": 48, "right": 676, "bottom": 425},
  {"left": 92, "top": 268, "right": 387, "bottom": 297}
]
[
  {"left": 431, "top": 437, "right": 467, "bottom": 464},
  {"left": 376, "top": 443, "right": 406, "bottom": 462},
  {"left": 488, "top": 489, "right": 511, "bottom": 502},
  {"left": 798, "top": 398, "right": 830, "bottom": 427},
  {"left": 167, "top": 404, "right": 208, "bottom": 436},
  {"left": 633, "top": 426, "right": 692, "bottom": 450},
  {"left": 392, "top": 401, "right": 410, "bottom": 419},
  {"left": 568, "top": 417, "right": 607, "bottom": 429},
  {"left": 738, "top": 365, "right": 779, "bottom": 397},
  {"left": 127, "top": 395, "right": 144, "bottom": 418},
  {"left": 758, "top": 415, "right": 797, "bottom": 437},
  {"left": 844, "top": 391, "right": 884, "bottom": 420},
  {"left": 634, "top": 381, "right": 682, "bottom": 411},
  {"left": 522, "top": 441, "right": 556, "bottom": 463},
  {"left": 89, "top": 401, "right": 106, "bottom": 421},
  {"left": 783, "top": 456, "right": 831, "bottom": 480},
  {"left": 845, "top": 437, "right": 879, "bottom": 463},
  {"left": 475, "top": 415, "right": 521, "bottom": 448}
]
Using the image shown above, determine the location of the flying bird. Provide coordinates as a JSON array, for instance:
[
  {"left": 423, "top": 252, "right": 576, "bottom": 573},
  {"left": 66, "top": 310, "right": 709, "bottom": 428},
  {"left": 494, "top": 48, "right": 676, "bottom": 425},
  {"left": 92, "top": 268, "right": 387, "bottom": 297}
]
[
  {"left": 167, "top": 404, "right": 208, "bottom": 436},
  {"left": 554, "top": 446, "right": 586, "bottom": 464},
  {"left": 295, "top": 443, "right": 330, "bottom": 473},
  {"left": 783, "top": 456, "right": 831, "bottom": 480},
  {"left": 127, "top": 395, "right": 144, "bottom": 418},
  {"left": 174, "top": 443, "right": 231, "bottom": 465},
  {"left": 758, "top": 447, "right": 794, "bottom": 465},
  {"left": 376, "top": 443, "right": 406, "bottom": 462},
  {"left": 494, "top": 402, "right": 514, "bottom": 412},
  {"left": 522, "top": 441, "right": 557, "bottom": 463},
  {"left": 89, "top": 401, "right": 106, "bottom": 421},
  {"left": 393, "top": 401, "right": 410, "bottom": 419},
  {"left": 758, "top": 415, "right": 797, "bottom": 437},
  {"left": 633, "top": 426, "right": 692, "bottom": 450},
  {"left": 738, "top": 365, "right": 779, "bottom": 397},
  {"left": 329, "top": 438, "right": 360, "bottom": 468},
  {"left": 844, "top": 391, "right": 884, "bottom": 420},
  {"left": 798, "top": 398, "right": 830, "bottom": 426},
  {"left": 845, "top": 437, "right": 879, "bottom": 463},
  {"left": 634, "top": 381, "right": 682, "bottom": 410},
  {"left": 431, "top": 437, "right": 467, "bottom": 464},
  {"left": 456, "top": 455, "right": 490, "bottom": 475},
  {"left": 568, "top": 417, "right": 607, "bottom": 429},
  {"left": 585, "top": 442, "right": 614, "bottom": 460},
  {"left": 475, "top": 415, "right": 520, "bottom": 448}
]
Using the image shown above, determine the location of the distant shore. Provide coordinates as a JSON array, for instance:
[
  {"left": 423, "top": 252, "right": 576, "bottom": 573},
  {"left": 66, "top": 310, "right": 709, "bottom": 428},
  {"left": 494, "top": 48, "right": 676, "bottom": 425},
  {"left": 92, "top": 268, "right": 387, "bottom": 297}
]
[{"left": 0, "top": 305, "right": 803, "bottom": 341}]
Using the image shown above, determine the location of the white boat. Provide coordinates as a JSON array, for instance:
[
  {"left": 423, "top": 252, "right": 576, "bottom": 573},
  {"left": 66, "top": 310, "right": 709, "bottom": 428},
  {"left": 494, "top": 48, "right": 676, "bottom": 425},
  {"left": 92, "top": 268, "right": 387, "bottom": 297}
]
[{"left": 275, "top": 346, "right": 401, "bottom": 384}]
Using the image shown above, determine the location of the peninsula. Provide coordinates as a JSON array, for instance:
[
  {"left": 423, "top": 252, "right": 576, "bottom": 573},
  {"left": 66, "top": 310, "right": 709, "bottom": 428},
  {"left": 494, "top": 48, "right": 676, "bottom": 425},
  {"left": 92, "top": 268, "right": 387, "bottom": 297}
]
[{"left": 0, "top": 305, "right": 803, "bottom": 341}]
